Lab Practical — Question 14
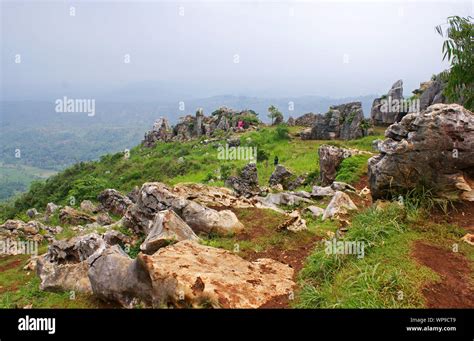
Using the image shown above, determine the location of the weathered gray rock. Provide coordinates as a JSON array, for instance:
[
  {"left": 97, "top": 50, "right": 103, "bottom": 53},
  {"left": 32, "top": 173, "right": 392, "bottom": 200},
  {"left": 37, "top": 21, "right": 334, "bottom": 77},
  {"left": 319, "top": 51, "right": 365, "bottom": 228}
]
[
  {"left": 143, "top": 117, "right": 174, "bottom": 147},
  {"left": 140, "top": 210, "right": 199, "bottom": 254},
  {"left": 36, "top": 233, "right": 107, "bottom": 294},
  {"left": 80, "top": 200, "right": 97, "bottom": 214},
  {"left": 45, "top": 202, "right": 61, "bottom": 216},
  {"left": 277, "top": 210, "right": 307, "bottom": 232},
  {"left": 305, "top": 205, "right": 325, "bottom": 218},
  {"left": 318, "top": 145, "right": 364, "bottom": 186},
  {"left": 302, "top": 102, "right": 370, "bottom": 140},
  {"left": 311, "top": 185, "right": 335, "bottom": 198},
  {"left": 331, "top": 181, "right": 356, "bottom": 192},
  {"left": 322, "top": 191, "right": 358, "bottom": 220},
  {"left": 96, "top": 212, "right": 113, "bottom": 226},
  {"left": 371, "top": 80, "right": 407, "bottom": 126},
  {"left": 259, "top": 192, "right": 312, "bottom": 208},
  {"left": 369, "top": 104, "right": 474, "bottom": 201},
  {"left": 294, "top": 113, "right": 318, "bottom": 127},
  {"left": 225, "top": 163, "right": 260, "bottom": 197},
  {"left": 123, "top": 183, "right": 244, "bottom": 236},
  {"left": 26, "top": 208, "right": 39, "bottom": 219},
  {"left": 269, "top": 165, "right": 304, "bottom": 190},
  {"left": 36, "top": 257, "right": 92, "bottom": 294},
  {"left": 59, "top": 206, "right": 96, "bottom": 225},
  {"left": 138, "top": 240, "right": 295, "bottom": 308},
  {"left": 88, "top": 245, "right": 153, "bottom": 307},
  {"left": 97, "top": 189, "right": 133, "bottom": 216}
]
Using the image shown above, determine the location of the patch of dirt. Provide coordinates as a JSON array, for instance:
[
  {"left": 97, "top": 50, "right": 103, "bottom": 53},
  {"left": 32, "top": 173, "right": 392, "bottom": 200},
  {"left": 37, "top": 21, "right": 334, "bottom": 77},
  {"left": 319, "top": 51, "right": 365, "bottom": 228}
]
[
  {"left": 244, "top": 238, "right": 321, "bottom": 309},
  {"left": 431, "top": 201, "right": 474, "bottom": 232},
  {"left": 354, "top": 174, "right": 369, "bottom": 191},
  {"left": 232, "top": 207, "right": 288, "bottom": 241},
  {"left": 0, "top": 258, "right": 23, "bottom": 272},
  {"left": 412, "top": 241, "right": 474, "bottom": 308}
]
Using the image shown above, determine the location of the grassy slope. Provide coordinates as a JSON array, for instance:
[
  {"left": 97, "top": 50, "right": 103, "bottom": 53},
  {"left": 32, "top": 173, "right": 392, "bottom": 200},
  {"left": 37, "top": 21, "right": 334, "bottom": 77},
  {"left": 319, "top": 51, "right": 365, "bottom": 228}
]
[
  {"left": 1, "top": 124, "right": 472, "bottom": 309},
  {"left": 0, "top": 126, "right": 382, "bottom": 220}
]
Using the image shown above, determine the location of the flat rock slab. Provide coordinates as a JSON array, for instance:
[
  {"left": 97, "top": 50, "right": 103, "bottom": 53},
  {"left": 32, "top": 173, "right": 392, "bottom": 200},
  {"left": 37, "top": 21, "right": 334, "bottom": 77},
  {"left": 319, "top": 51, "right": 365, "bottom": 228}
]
[{"left": 138, "top": 240, "right": 295, "bottom": 308}]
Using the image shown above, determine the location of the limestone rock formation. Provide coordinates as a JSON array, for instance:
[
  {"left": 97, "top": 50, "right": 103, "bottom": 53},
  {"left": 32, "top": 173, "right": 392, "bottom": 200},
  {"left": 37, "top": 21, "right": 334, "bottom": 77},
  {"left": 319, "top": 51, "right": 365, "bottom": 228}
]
[
  {"left": 225, "top": 163, "right": 260, "bottom": 197},
  {"left": 142, "top": 107, "right": 260, "bottom": 146},
  {"left": 88, "top": 245, "right": 153, "bottom": 307},
  {"left": 371, "top": 80, "right": 407, "bottom": 126},
  {"left": 140, "top": 210, "right": 199, "bottom": 254},
  {"left": 302, "top": 102, "right": 370, "bottom": 140},
  {"left": 59, "top": 206, "right": 96, "bottom": 225},
  {"left": 97, "top": 189, "right": 133, "bottom": 216},
  {"left": 322, "top": 191, "right": 358, "bottom": 220},
  {"left": 294, "top": 113, "right": 318, "bottom": 127},
  {"left": 269, "top": 165, "right": 305, "bottom": 190},
  {"left": 123, "top": 182, "right": 244, "bottom": 235},
  {"left": 413, "top": 74, "right": 446, "bottom": 111},
  {"left": 36, "top": 233, "right": 107, "bottom": 294},
  {"left": 138, "top": 240, "right": 295, "bottom": 308},
  {"left": 368, "top": 104, "right": 474, "bottom": 201},
  {"left": 318, "top": 145, "right": 367, "bottom": 186}
]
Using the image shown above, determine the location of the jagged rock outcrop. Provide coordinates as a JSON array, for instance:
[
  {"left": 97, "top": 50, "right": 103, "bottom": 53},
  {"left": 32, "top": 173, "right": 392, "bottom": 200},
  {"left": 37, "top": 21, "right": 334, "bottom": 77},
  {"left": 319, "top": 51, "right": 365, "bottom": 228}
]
[
  {"left": 59, "top": 206, "right": 96, "bottom": 225},
  {"left": 294, "top": 113, "right": 318, "bottom": 127},
  {"left": 287, "top": 117, "right": 295, "bottom": 126},
  {"left": 140, "top": 210, "right": 199, "bottom": 254},
  {"left": 45, "top": 202, "right": 61, "bottom": 217},
  {"left": 371, "top": 80, "right": 407, "bottom": 126},
  {"left": 142, "top": 107, "right": 260, "bottom": 146},
  {"left": 88, "top": 245, "right": 153, "bottom": 308},
  {"left": 0, "top": 220, "right": 61, "bottom": 245},
  {"left": 138, "top": 240, "right": 295, "bottom": 308},
  {"left": 143, "top": 117, "right": 174, "bottom": 147},
  {"left": 123, "top": 182, "right": 244, "bottom": 235},
  {"left": 413, "top": 74, "right": 446, "bottom": 111},
  {"left": 225, "top": 163, "right": 260, "bottom": 197},
  {"left": 80, "top": 200, "right": 97, "bottom": 214},
  {"left": 318, "top": 145, "right": 367, "bottom": 186},
  {"left": 36, "top": 233, "right": 107, "bottom": 293},
  {"left": 97, "top": 189, "right": 133, "bottom": 216},
  {"left": 269, "top": 165, "right": 305, "bottom": 190},
  {"left": 302, "top": 102, "right": 370, "bottom": 140},
  {"left": 368, "top": 104, "right": 474, "bottom": 201},
  {"left": 322, "top": 191, "right": 358, "bottom": 220},
  {"left": 171, "top": 183, "right": 254, "bottom": 209}
]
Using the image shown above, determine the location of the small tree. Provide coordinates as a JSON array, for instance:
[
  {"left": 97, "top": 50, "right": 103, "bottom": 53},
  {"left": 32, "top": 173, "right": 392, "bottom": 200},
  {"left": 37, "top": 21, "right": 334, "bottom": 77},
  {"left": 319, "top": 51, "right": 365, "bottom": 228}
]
[
  {"left": 436, "top": 16, "right": 474, "bottom": 109},
  {"left": 267, "top": 105, "right": 284, "bottom": 126}
]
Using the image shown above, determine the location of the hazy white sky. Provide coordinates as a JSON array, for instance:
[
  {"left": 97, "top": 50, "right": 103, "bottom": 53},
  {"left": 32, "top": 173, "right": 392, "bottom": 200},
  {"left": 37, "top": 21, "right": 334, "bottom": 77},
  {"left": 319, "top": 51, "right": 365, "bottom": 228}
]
[{"left": 1, "top": 0, "right": 472, "bottom": 100}]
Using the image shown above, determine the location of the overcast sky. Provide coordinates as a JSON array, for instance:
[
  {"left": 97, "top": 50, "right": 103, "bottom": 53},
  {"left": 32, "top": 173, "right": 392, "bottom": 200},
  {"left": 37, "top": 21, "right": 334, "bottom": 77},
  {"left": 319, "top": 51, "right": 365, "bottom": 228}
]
[{"left": 1, "top": 0, "right": 472, "bottom": 101}]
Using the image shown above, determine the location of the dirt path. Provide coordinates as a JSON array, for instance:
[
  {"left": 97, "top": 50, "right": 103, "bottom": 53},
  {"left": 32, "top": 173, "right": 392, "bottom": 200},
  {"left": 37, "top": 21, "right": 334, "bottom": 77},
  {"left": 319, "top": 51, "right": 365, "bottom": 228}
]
[
  {"left": 412, "top": 241, "right": 474, "bottom": 308},
  {"left": 432, "top": 201, "right": 474, "bottom": 232}
]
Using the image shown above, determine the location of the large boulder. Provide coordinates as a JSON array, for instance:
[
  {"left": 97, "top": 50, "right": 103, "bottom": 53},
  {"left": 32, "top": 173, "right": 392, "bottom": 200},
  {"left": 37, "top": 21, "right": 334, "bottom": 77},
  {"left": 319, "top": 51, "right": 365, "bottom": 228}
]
[
  {"left": 137, "top": 240, "right": 295, "bottom": 308},
  {"left": 371, "top": 80, "right": 407, "bottom": 126},
  {"left": 88, "top": 245, "right": 153, "bottom": 307},
  {"left": 318, "top": 145, "right": 365, "bottom": 186},
  {"left": 143, "top": 117, "right": 173, "bottom": 147},
  {"left": 302, "top": 102, "right": 370, "bottom": 140},
  {"left": 294, "top": 113, "right": 318, "bottom": 127},
  {"left": 322, "top": 191, "right": 358, "bottom": 220},
  {"left": 97, "top": 189, "right": 133, "bottom": 216},
  {"left": 59, "top": 206, "right": 96, "bottom": 225},
  {"left": 123, "top": 183, "right": 244, "bottom": 235},
  {"left": 269, "top": 165, "right": 305, "bottom": 190},
  {"left": 368, "top": 104, "right": 474, "bottom": 201},
  {"left": 140, "top": 210, "right": 199, "bottom": 254},
  {"left": 225, "top": 163, "right": 260, "bottom": 197},
  {"left": 36, "top": 233, "right": 107, "bottom": 294}
]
